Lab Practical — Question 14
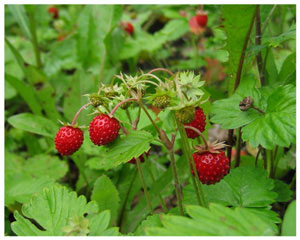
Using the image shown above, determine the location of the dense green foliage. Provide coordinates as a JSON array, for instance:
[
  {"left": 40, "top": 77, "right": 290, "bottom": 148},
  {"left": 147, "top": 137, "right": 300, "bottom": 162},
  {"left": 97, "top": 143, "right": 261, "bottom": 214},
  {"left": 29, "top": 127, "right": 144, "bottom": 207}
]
[{"left": 5, "top": 4, "right": 296, "bottom": 236}]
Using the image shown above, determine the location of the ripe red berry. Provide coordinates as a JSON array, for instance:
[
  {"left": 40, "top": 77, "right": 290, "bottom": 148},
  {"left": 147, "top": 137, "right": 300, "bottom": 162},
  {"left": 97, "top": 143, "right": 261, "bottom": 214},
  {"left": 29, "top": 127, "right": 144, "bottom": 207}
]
[
  {"left": 184, "top": 107, "right": 206, "bottom": 138},
  {"left": 89, "top": 114, "right": 120, "bottom": 146},
  {"left": 55, "top": 126, "right": 83, "bottom": 155},
  {"left": 128, "top": 150, "right": 150, "bottom": 164},
  {"left": 48, "top": 6, "right": 59, "bottom": 19},
  {"left": 196, "top": 14, "right": 208, "bottom": 28},
  {"left": 121, "top": 22, "right": 134, "bottom": 35},
  {"left": 193, "top": 151, "right": 230, "bottom": 185}
]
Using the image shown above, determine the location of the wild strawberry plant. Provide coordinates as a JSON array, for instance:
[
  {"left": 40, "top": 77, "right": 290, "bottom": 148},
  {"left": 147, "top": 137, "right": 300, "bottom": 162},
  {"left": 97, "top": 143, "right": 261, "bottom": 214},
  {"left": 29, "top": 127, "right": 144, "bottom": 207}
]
[{"left": 5, "top": 4, "right": 295, "bottom": 237}]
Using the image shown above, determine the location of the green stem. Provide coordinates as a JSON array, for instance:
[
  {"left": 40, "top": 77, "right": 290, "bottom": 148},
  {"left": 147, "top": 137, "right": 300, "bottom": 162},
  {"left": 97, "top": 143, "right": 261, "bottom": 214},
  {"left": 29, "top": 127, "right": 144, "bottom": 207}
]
[
  {"left": 144, "top": 153, "right": 168, "bottom": 213},
  {"left": 234, "top": 127, "right": 242, "bottom": 168},
  {"left": 177, "top": 119, "right": 207, "bottom": 207},
  {"left": 272, "top": 146, "right": 280, "bottom": 177},
  {"left": 126, "top": 109, "right": 132, "bottom": 124},
  {"left": 136, "top": 157, "right": 153, "bottom": 215},
  {"left": 266, "top": 149, "right": 272, "bottom": 177},
  {"left": 138, "top": 101, "right": 160, "bottom": 135},
  {"left": 118, "top": 168, "right": 138, "bottom": 229},
  {"left": 28, "top": 8, "right": 42, "bottom": 69},
  {"left": 168, "top": 148, "right": 184, "bottom": 216}
]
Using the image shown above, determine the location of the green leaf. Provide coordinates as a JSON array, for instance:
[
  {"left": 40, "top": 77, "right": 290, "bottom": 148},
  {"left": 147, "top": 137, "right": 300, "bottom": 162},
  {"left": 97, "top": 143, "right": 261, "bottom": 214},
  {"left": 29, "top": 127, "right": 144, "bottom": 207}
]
[
  {"left": 145, "top": 204, "right": 277, "bottom": 236},
  {"left": 135, "top": 214, "right": 163, "bottom": 236},
  {"left": 11, "top": 185, "right": 99, "bottom": 236},
  {"left": 242, "top": 84, "right": 296, "bottom": 149},
  {"left": 5, "top": 38, "right": 27, "bottom": 76},
  {"left": 211, "top": 84, "right": 296, "bottom": 149},
  {"left": 5, "top": 74, "right": 43, "bottom": 116},
  {"left": 91, "top": 175, "right": 120, "bottom": 224},
  {"left": 7, "top": 113, "right": 58, "bottom": 137},
  {"left": 5, "top": 80, "right": 17, "bottom": 99},
  {"left": 91, "top": 130, "right": 153, "bottom": 170},
  {"left": 222, "top": 5, "right": 256, "bottom": 95},
  {"left": 23, "top": 154, "right": 68, "bottom": 180},
  {"left": 273, "top": 180, "right": 293, "bottom": 202},
  {"left": 5, "top": 152, "right": 68, "bottom": 206},
  {"left": 278, "top": 52, "right": 296, "bottom": 85},
  {"left": 184, "top": 166, "right": 277, "bottom": 208},
  {"left": 8, "top": 5, "right": 31, "bottom": 40},
  {"left": 281, "top": 200, "right": 296, "bottom": 236},
  {"left": 88, "top": 210, "right": 119, "bottom": 236}
]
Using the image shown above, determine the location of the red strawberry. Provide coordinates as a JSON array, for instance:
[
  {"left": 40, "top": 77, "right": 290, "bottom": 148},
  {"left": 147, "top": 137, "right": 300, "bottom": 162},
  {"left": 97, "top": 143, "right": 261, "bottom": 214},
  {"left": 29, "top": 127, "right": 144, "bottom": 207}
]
[
  {"left": 184, "top": 107, "right": 206, "bottom": 139},
  {"left": 48, "top": 6, "right": 59, "bottom": 19},
  {"left": 121, "top": 22, "right": 134, "bottom": 35},
  {"left": 196, "top": 14, "right": 208, "bottom": 28},
  {"left": 128, "top": 150, "right": 150, "bottom": 164},
  {"left": 55, "top": 126, "right": 83, "bottom": 155},
  {"left": 89, "top": 114, "right": 120, "bottom": 146},
  {"left": 193, "top": 151, "right": 230, "bottom": 185}
]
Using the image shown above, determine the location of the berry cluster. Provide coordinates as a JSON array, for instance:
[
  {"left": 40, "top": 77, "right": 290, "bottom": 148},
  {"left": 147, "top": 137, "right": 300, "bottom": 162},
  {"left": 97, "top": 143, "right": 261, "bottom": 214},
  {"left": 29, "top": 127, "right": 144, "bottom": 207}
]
[{"left": 55, "top": 114, "right": 120, "bottom": 156}]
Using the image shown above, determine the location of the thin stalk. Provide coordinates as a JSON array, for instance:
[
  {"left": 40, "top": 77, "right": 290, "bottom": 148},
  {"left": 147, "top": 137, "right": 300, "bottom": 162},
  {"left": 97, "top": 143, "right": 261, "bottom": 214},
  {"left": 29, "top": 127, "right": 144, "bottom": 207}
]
[
  {"left": 71, "top": 103, "right": 91, "bottom": 125},
  {"left": 184, "top": 126, "right": 208, "bottom": 149},
  {"left": 118, "top": 168, "right": 138, "bottom": 228},
  {"left": 262, "top": 5, "right": 277, "bottom": 33},
  {"left": 234, "top": 127, "right": 242, "bottom": 168},
  {"left": 138, "top": 102, "right": 160, "bottom": 135},
  {"left": 110, "top": 98, "right": 137, "bottom": 116},
  {"left": 178, "top": 120, "right": 207, "bottom": 207},
  {"left": 136, "top": 157, "right": 153, "bottom": 214},
  {"left": 28, "top": 8, "right": 42, "bottom": 69},
  {"left": 255, "top": 145, "right": 262, "bottom": 167},
  {"left": 266, "top": 149, "right": 272, "bottom": 177},
  {"left": 144, "top": 154, "right": 168, "bottom": 213},
  {"left": 148, "top": 68, "right": 175, "bottom": 77},
  {"left": 168, "top": 148, "right": 184, "bottom": 216},
  {"left": 125, "top": 109, "right": 132, "bottom": 124},
  {"left": 272, "top": 146, "right": 280, "bottom": 177}
]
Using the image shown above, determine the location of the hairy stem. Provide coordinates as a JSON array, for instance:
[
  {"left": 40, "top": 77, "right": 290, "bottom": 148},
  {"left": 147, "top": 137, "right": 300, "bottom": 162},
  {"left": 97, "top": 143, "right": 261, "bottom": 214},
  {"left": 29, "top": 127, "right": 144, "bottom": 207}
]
[
  {"left": 255, "top": 145, "right": 262, "bottom": 167},
  {"left": 148, "top": 68, "right": 175, "bottom": 77},
  {"left": 184, "top": 126, "right": 208, "bottom": 149},
  {"left": 110, "top": 98, "right": 137, "bottom": 116},
  {"left": 126, "top": 109, "right": 132, "bottom": 124},
  {"left": 138, "top": 102, "right": 161, "bottom": 136},
  {"left": 266, "top": 149, "right": 272, "bottom": 177},
  {"left": 71, "top": 103, "right": 91, "bottom": 126},
  {"left": 136, "top": 157, "right": 153, "bottom": 215}
]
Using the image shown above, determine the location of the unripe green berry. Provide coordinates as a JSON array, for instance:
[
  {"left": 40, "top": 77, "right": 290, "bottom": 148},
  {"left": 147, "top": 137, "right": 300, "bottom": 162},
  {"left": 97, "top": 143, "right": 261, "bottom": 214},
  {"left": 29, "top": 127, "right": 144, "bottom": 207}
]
[
  {"left": 89, "top": 94, "right": 104, "bottom": 107},
  {"left": 175, "top": 106, "right": 195, "bottom": 124},
  {"left": 153, "top": 95, "right": 170, "bottom": 109}
]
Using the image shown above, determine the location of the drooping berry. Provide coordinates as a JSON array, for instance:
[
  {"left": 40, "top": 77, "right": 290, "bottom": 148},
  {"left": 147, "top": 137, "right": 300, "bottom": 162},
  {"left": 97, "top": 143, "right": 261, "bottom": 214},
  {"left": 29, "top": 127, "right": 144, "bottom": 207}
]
[
  {"left": 121, "top": 22, "right": 134, "bottom": 35},
  {"left": 55, "top": 126, "right": 83, "bottom": 155},
  {"left": 128, "top": 150, "right": 150, "bottom": 164},
  {"left": 189, "top": 12, "right": 207, "bottom": 34},
  {"left": 192, "top": 151, "right": 230, "bottom": 185},
  {"left": 48, "top": 6, "right": 59, "bottom": 19},
  {"left": 152, "top": 95, "right": 170, "bottom": 109},
  {"left": 89, "top": 114, "right": 120, "bottom": 146},
  {"left": 175, "top": 106, "right": 195, "bottom": 124},
  {"left": 184, "top": 107, "right": 206, "bottom": 138}
]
